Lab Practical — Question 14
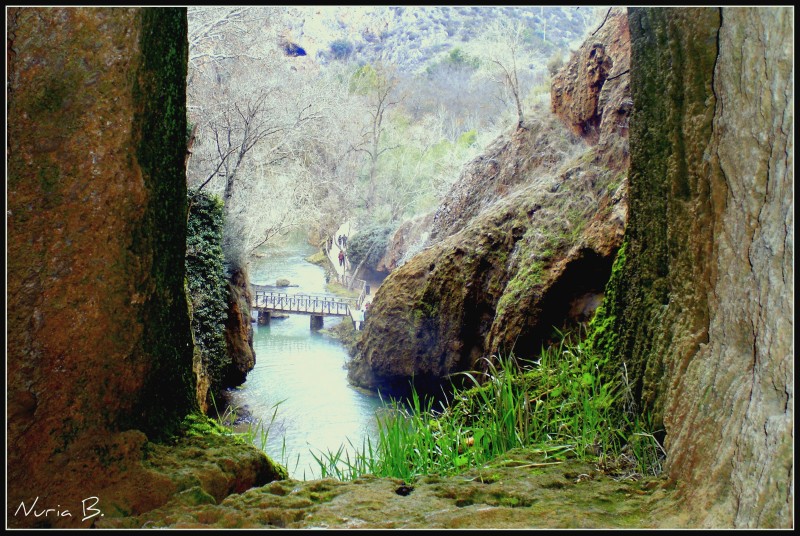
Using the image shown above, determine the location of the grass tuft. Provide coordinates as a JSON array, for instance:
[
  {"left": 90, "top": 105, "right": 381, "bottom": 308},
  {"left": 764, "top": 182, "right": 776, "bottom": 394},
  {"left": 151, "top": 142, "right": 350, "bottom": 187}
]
[{"left": 312, "top": 328, "right": 665, "bottom": 482}]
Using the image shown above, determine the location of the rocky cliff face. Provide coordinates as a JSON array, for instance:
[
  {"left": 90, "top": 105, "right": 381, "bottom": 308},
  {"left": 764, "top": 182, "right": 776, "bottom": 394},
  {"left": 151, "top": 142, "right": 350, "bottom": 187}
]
[
  {"left": 6, "top": 8, "right": 282, "bottom": 527},
  {"left": 589, "top": 7, "right": 793, "bottom": 528},
  {"left": 224, "top": 267, "right": 256, "bottom": 386},
  {"left": 376, "top": 211, "right": 435, "bottom": 273},
  {"left": 348, "top": 8, "right": 631, "bottom": 396},
  {"left": 551, "top": 8, "right": 632, "bottom": 162}
]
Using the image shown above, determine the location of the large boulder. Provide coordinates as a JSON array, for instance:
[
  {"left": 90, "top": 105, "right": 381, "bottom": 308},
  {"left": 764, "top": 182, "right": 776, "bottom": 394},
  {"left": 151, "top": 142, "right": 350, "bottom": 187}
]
[{"left": 348, "top": 9, "right": 631, "bottom": 396}]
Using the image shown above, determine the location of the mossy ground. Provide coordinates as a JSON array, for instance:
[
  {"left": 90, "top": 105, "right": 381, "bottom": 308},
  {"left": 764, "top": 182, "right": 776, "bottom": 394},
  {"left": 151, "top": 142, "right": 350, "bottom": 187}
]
[
  {"left": 324, "top": 281, "right": 361, "bottom": 299},
  {"left": 97, "top": 446, "right": 679, "bottom": 529}
]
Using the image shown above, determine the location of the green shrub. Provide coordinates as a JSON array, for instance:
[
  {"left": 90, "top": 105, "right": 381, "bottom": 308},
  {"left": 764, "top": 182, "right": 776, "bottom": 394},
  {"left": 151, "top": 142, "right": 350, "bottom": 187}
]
[
  {"left": 347, "top": 223, "right": 395, "bottom": 272},
  {"left": 446, "top": 47, "right": 481, "bottom": 69},
  {"left": 186, "top": 189, "right": 231, "bottom": 399}
]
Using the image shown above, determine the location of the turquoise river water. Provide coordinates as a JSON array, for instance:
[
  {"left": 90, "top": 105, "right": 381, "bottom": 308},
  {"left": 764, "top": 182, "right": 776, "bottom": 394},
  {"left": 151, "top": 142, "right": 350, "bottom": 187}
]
[{"left": 224, "top": 238, "right": 386, "bottom": 480}]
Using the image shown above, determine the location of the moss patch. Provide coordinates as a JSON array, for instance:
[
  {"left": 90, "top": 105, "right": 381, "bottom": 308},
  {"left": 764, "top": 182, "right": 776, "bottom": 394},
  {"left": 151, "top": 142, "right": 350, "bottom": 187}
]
[
  {"left": 186, "top": 190, "right": 230, "bottom": 403},
  {"left": 97, "top": 446, "right": 678, "bottom": 529},
  {"left": 589, "top": 7, "right": 719, "bottom": 424},
  {"left": 125, "top": 7, "right": 196, "bottom": 439}
]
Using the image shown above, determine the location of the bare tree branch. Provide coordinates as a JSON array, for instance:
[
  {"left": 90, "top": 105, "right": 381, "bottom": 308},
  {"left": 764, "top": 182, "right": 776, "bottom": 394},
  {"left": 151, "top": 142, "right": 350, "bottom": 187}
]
[{"left": 591, "top": 7, "right": 613, "bottom": 36}]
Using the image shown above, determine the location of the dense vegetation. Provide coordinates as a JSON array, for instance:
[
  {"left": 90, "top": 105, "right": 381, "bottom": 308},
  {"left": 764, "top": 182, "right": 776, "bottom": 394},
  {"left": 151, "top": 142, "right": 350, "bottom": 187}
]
[
  {"left": 185, "top": 190, "right": 231, "bottom": 401},
  {"left": 346, "top": 222, "right": 396, "bottom": 274},
  {"left": 310, "top": 326, "right": 664, "bottom": 483}
]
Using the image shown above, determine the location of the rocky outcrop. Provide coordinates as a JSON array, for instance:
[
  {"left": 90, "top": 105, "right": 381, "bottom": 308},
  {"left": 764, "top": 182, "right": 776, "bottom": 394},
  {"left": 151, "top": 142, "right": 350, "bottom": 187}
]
[
  {"left": 6, "top": 8, "right": 281, "bottom": 527},
  {"left": 590, "top": 7, "right": 793, "bottom": 528},
  {"left": 96, "top": 446, "right": 678, "bottom": 529},
  {"left": 552, "top": 8, "right": 632, "bottom": 173},
  {"left": 551, "top": 8, "right": 631, "bottom": 146},
  {"left": 224, "top": 267, "right": 256, "bottom": 386},
  {"left": 377, "top": 211, "right": 435, "bottom": 273},
  {"left": 426, "top": 118, "right": 587, "bottom": 245},
  {"left": 348, "top": 10, "right": 631, "bottom": 396}
]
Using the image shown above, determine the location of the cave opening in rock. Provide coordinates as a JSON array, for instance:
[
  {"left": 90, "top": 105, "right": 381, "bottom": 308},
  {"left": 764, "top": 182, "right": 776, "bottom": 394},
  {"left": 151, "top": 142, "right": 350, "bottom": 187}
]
[{"left": 513, "top": 247, "right": 616, "bottom": 360}]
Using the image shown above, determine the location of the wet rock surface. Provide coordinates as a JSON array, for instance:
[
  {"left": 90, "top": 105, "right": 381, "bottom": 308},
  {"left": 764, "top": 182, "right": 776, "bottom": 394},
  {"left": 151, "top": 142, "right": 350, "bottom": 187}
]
[
  {"left": 592, "top": 7, "right": 793, "bottom": 527},
  {"left": 223, "top": 267, "right": 256, "bottom": 387},
  {"left": 6, "top": 8, "right": 199, "bottom": 527}
]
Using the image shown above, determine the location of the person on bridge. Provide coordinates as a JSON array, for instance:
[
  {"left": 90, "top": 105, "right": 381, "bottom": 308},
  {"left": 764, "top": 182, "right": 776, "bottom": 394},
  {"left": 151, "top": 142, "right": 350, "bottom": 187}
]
[{"left": 338, "top": 249, "right": 345, "bottom": 267}]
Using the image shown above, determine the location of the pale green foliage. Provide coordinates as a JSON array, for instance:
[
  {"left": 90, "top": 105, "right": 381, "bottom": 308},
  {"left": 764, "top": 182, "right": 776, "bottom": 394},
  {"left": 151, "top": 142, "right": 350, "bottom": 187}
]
[
  {"left": 349, "top": 63, "right": 383, "bottom": 95},
  {"left": 343, "top": 62, "right": 485, "bottom": 226}
]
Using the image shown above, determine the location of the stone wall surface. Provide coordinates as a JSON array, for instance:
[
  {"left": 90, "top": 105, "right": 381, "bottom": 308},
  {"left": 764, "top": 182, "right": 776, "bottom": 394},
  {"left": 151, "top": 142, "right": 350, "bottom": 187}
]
[
  {"left": 6, "top": 8, "right": 282, "bottom": 528},
  {"left": 598, "top": 7, "right": 793, "bottom": 528},
  {"left": 665, "top": 7, "right": 793, "bottom": 528}
]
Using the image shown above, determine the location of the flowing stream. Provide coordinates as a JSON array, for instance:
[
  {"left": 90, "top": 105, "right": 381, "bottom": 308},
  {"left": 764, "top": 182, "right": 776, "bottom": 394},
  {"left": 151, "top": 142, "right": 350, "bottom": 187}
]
[{"left": 224, "top": 236, "right": 385, "bottom": 480}]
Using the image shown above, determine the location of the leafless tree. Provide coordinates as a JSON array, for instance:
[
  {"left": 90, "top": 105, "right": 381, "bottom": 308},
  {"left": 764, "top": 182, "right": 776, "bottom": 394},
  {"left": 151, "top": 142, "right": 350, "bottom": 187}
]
[
  {"left": 348, "top": 64, "right": 403, "bottom": 213},
  {"left": 188, "top": 7, "right": 281, "bottom": 75},
  {"left": 187, "top": 7, "right": 336, "bottom": 268},
  {"left": 479, "top": 19, "right": 543, "bottom": 129}
]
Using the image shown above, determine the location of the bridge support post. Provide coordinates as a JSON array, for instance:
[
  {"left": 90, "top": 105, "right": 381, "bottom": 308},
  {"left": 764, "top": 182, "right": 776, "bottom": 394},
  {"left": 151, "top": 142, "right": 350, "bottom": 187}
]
[
  {"left": 310, "top": 315, "right": 324, "bottom": 330},
  {"left": 258, "top": 310, "right": 271, "bottom": 325}
]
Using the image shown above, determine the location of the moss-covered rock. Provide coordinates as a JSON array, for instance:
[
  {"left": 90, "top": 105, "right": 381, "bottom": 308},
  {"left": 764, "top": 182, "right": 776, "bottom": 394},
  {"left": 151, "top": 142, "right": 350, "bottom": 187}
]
[
  {"left": 7, "top": 7, "right": 200, "bottom": 527},
  {"left": 591, "top": 7, "right": 793, "bottom": 528},
  {"left": 127, "top": 7, "right": 197, "bottom": 439},
  {"left": 348, "top": 13, "right": 632, "bottom": 396},
  {"left": 96, "top": 447, "right": 678, "bottom": 529},
  {"left": 186, "top": 190, "right": 229, "bottom": 410},
  {"left": 5, "top": 7, "right": 283, "bottom": 529}
]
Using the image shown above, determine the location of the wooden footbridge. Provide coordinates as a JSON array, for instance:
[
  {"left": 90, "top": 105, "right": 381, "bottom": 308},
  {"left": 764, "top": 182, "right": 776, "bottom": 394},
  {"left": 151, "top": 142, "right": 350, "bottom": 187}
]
[{"left": 251, "top": 284, "right": 363, "bottom": 329}]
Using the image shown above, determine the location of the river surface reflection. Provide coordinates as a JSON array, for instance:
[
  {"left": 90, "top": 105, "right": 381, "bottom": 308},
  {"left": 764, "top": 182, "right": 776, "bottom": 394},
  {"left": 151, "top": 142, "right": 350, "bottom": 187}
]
[{"left": 224, "top": 238, "right": 385, "bottom": 480}]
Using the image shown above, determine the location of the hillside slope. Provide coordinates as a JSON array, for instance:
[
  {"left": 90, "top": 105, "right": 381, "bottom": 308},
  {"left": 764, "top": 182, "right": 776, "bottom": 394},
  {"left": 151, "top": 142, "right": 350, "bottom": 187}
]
[
  {"left": 347, "top": 8, "right": 631, "bottom": 396},
  {"left": 286, "top": 6, "right": 604, "bottom": 73}
]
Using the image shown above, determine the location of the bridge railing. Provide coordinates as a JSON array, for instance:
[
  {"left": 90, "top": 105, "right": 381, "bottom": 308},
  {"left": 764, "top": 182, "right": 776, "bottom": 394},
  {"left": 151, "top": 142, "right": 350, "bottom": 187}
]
[
  {"left": 321, "top": 242, "right": 369, "bottom": 310},
  {"left": 340, "top": 274, "right": 367, "bottom": 309},
  {"left": 252, "top": 291, "right": 356, "bottom": 316}
]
